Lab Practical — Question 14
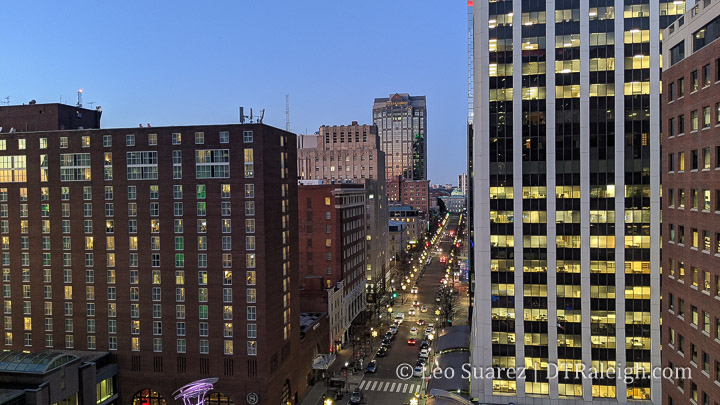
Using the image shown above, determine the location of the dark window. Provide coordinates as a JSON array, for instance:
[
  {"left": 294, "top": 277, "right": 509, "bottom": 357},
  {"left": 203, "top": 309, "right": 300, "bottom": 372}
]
[
  {"left": 669, "top": 118, "right": 675, "bottom": 136},
  {"left": 679, "top": 114, "right": 687, "bottom": 134},
  {"left": 692, "top": 150, "right": 699, "bottom": 170},
  {"left": 670, "top": 42, "right": 685, "bottom": 65},
  {"left": 668, "top": 82, "right": 675, "bottom": 100},
  {"left": 669, "top": 153, "right": 675, "bottom": 171}
]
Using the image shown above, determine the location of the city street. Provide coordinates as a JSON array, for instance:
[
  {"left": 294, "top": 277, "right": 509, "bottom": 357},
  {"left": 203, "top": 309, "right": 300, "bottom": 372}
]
[{"left": 353, "top": 213, "right": 465, "bottom": 405}]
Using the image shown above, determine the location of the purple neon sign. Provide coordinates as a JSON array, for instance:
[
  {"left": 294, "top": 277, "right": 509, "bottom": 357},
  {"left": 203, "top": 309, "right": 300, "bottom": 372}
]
[{"left": 173, "top": 378, "right": 218, "bottom": 405}]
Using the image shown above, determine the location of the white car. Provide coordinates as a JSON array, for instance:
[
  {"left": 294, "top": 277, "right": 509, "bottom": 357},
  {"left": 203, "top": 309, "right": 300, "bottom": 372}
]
[
  {"left": 419, "top": 348, "right": 429, "bottom": 359},
  {"left": 411, "top": 287, "right": 418, "bottom": 294},
  {"left": 413, "top": 365, "right": 425, "bottom": 377},
  {"left": 410, "top": 327, "right": 418, "bottom": 335},
  {"left": 425, "top": 326, "right": 433, "bottom": 335}
]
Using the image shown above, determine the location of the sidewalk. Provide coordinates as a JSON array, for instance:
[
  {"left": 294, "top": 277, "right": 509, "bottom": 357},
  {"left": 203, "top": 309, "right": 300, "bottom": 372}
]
[{"left": 299, "top": 345, "right": 374, "bottom": 405}]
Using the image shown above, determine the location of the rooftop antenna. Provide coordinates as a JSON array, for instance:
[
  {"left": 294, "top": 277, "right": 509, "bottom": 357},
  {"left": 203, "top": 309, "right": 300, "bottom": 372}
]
[
  {"left": 239, "top": 106, "right": 265, "bottom": 124},
  {"left": 88, "top": 101, "right": 96, "bottom": 109},
  {"left": 2, "top": 96, "right": 9, "bottom": 106},
  {"left": 76, "top": 89, "right": 83, "bottom": 108},
  {"left": 285, "top": 94, "right": 290, "bottom": 131}
]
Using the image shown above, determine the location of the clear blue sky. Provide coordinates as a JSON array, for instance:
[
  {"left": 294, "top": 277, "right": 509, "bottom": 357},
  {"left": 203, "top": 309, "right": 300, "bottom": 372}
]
[{"left": 0, "top": 1, "right": 468, "bottom": 184}]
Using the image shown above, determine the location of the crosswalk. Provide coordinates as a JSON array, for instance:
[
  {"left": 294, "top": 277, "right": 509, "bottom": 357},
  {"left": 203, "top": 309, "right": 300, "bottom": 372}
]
[{"left": 357, "top": 379, "right": 421, "bottom": 394}]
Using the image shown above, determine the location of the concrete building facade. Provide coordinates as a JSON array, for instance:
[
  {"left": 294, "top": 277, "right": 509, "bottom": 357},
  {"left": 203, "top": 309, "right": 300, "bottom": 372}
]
[
  {"left": 470, "top": 0, "right": 684, "bottom": 403},
  {"left": 297, "top": 123, "right": 389, "bottom": 301},
  {"left": 662, "top": 3, "right": 720, "bottom": 404}
]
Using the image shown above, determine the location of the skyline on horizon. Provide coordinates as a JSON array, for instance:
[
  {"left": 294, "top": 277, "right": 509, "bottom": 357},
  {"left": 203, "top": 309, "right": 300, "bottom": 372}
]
[{"left": 0, "top": 1, "right": 469, "bottom": 185}]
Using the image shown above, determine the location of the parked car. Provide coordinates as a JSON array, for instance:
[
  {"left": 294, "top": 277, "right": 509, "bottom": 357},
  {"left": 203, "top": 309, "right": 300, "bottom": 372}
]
[
  {"left": 350, "top": 388, "right": 363, "bottom": 404},
  {"left": 425, "top": 326, "right": 433, "bottom": 335},
  {"left": 382, "top": 338, "right": 391, "bottom": 347},
  {"left": 384, "top": 331, "right": 393, "bottom": 340},
  {"left": 377, "top": 346, "right": 388, "bottom": 357},
  {"left": 413, "top": 365, "right": 425, "bottom": 377},
  {"left": 389, "top": 325, "right": 398, "bottom": 334},
  {"left": 419, "top": 348, "right": 429, "bottom": 359},
  {"left": 366, "top": 360, "right": 377, "bottom": 373}
]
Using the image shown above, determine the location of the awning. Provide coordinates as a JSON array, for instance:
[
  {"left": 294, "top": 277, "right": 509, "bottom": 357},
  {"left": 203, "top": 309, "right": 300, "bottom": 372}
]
[{"left": 312, "top": 354, "right": 336, "bottom": 370}]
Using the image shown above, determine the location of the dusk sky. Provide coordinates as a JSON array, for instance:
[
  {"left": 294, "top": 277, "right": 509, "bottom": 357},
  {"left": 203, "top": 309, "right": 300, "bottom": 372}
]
[{"left": 1, "top": 1, "right": 468, "bottom": 184}]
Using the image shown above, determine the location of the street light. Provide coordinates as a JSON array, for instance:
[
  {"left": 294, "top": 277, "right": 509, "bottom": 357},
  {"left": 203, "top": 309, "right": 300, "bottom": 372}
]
[{"left": 410, "top": 398, "right": 418, "bottom": 405}]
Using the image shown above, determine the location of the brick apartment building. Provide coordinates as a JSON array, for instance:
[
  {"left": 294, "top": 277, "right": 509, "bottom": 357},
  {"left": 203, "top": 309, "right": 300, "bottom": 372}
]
[
  {"left": 386, "top": 175, "right": 429, "bottom": 218},
  {"left": 0, "top": 104, "right": 317, "bottom": 405},
  {"left": 297, "top": 123, "right": 389, "bottom": 301},
  {"left": 662, "top": 4, "right": 720, "bottom": 405},
  {"left": 297, "top": 183, "right": 366, "bottom": 353}
]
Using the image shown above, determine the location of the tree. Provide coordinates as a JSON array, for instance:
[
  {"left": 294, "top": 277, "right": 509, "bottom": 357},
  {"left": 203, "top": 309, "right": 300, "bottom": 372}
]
[{"left": 438, "top": 285, "right": 459, "bottom": 328}]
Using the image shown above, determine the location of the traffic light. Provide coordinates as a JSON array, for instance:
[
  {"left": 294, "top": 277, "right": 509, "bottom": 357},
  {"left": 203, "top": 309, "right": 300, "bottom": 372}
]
[{"left": 392, "top": 292, "right": 398, "bottom": 298}]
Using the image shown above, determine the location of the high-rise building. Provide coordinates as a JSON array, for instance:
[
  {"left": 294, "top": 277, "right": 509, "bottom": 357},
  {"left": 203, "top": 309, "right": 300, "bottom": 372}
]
[
  {"left": 297, "top": 182, "right": 366, "bottom": 352},
  {"left": 372, "top": 93, "right": 427, "bottom": 182},
  {"left": 470, "top": 1, "right": 684, "bottom": 403},
  {"left": 297, "top": 123, "right": 389, "bottom": 301},
  {"left": 662, "top": 3, "right": 720, "bottom": 404},
  {"left": 0, "top": 105, "right": 314, "bottom": 405},
  {"left": 458, "top": 172, "right": 468, "bottom": 196}
]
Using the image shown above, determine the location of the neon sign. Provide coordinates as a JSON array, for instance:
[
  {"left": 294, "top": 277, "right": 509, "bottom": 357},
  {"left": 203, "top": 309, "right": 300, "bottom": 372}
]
[{"left": 173, "top": 378, "right": 219, "bottom": 405}]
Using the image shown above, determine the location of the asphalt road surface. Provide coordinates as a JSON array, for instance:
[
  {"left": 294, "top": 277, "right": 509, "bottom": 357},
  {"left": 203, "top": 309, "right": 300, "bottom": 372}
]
[{"left": 355, "top": 214, "right": 462, "bottom": 404}]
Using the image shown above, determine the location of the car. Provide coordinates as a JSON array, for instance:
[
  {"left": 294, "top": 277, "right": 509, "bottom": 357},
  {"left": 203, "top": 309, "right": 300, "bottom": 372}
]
[
  {"left": 389, "top": 325, "right": 398, "bottom": 334},
  {"left": 407, "top": 338, "right": 417, "bottom": 345},
  {"left": 408, "top": 309, "right": 416, "bottom": 316},
  {"left": 416, "top": 358, "right": 427, "bottom": 367},
  {"left": 384, "top": 331, "right": 393, "bottom": 340},
  {"left": 419, "top": 348, "right": 429, "bottom": 359},
  {"left": 435, "top": 296, "right": 441, "bottom": 302},
  {"left": 413, "top": 365, "right": 425, "bottom": 377},
  {"left": 366, "top": 360, "right": 377, "bottom": 373},
  {"left": 425, "top": 326, "right": 433, "bottom": 334},
  {"left": 416, "top": 319, "right": 426, "bottom": 326},
  {"left": 411, "top": 287, "right": 419, "bottom": 294},
  {"left": 410, "top": 327, "right": 418, "bottom": 335},
  {"left": 350, "top": 388, "right": 363, "bottom": 404},
  {"left": 426, "top": 259, "right": 431, "bottom": 265},
  {"left": 382, "top": 338, "right": 391, "bottom": 347},
  {"left": 394, "top": 314, "right": 404, "bottom": 324},
  {"left": 420, "top": 305, "right": 428, "bottom": 313},
  {"left": 420, "top": 341, "right": 429, "bottom": 350},
  {"left": 428, "top": 323, "right": 435, "bottom": 330},
  {"left": 413, "top": 300, "right": 420, "bottom": 307},
  {"left": 376, "top": 346, "right": 388, "bottom": 357}
]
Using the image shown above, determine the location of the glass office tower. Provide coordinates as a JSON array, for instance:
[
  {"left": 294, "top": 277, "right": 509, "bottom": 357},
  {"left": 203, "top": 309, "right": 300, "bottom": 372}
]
[{"left": 471, "top": 1, "right": 684, "bottom": 403}]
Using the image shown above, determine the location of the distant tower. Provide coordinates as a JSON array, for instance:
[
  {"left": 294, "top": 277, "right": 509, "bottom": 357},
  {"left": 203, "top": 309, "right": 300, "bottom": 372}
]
[
  {"left": 76, "top": 89, "right": 83, "bottom": 107},
  {"left": 285, "top": 94, "right": 290, "bottom": 131}
]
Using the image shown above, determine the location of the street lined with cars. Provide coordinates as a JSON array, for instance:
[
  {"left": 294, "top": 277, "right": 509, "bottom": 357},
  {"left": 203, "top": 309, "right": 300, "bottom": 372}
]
[{"left": 348, "top": 213, "right": 463, "bottom": 404}]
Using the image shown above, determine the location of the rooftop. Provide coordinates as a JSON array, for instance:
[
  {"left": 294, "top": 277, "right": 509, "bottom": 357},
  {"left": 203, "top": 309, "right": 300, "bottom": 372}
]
[{"left": 0, "top": 351, "right": 78, "bottom": 374}]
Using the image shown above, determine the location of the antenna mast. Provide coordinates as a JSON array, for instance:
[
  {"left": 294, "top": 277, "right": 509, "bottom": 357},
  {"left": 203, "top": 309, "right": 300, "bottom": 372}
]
[
  {"left": 77, "top": 89, "right": 83, "bottom": 108},
  {"left": 285, "top": 94, "right": 290, "bottom": 131}
]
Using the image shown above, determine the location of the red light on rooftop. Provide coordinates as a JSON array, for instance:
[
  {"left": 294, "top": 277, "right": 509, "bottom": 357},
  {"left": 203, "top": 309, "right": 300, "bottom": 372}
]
[{"left": 468, "top": 0, "right": 473, "bottom": 6}]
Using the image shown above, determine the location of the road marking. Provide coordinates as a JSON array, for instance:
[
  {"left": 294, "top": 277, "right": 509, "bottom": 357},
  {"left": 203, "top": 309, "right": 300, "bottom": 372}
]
[
  {"left": 389, "top": 382, "right": 396, "bottom": 392},
  {"left": 396, "top": 383, "right": 403, "bottom": 392},
  {"left": 378, "top": 382, "right": 386, "bottom": 391},
  {"left": 369, "top": 381, "right": 377, "bottom": 391},
  {"left": 402, "top": 383, "right": 408, "bottom": 393},
  {"left": 358, "top": 381, "right": 366, "bottom": 390},
  {"left": 415, "top": 385, "right": 420, "bottom": 393}
]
